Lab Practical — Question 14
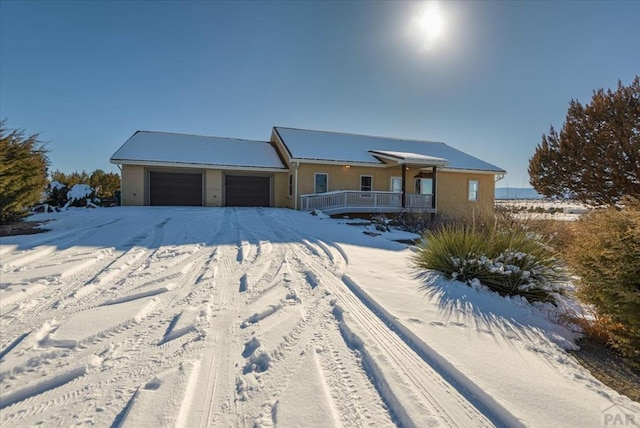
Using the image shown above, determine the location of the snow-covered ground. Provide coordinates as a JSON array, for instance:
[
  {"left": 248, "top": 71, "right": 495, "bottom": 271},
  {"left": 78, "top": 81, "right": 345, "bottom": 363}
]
[{"left": 0, "top": 207, "right": 637, "bottom": 427}]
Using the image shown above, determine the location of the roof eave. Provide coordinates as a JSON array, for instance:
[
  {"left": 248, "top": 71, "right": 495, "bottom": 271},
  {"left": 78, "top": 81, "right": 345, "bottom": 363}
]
[
  {"left": 110, "top": 159, "right": 288, "bottom": 173},
  {"left": 440, "top": 167, "right": 507, "bottom": 175},
  {"left": 289, "top": 158, "right": 386, "bottom": 168}
]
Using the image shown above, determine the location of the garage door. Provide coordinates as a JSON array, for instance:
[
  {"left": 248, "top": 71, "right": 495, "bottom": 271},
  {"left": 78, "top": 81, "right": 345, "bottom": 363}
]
[
  {"left": 225, "top": 175, "right": 270, "bottom": 207},
  {"left": 149, "top": 171, "right": 202, "bottom": 206}
]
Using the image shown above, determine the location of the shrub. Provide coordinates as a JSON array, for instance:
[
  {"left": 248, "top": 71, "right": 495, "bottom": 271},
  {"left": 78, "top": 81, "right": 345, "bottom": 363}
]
[
  {"left": 567, "top": 199, "right": 640, "bottom": 362},
  {"left": 524, "top": 219, "right": 576, "bottom": 254},
  {"left": 45, "top": 180, "right": 69, "bottom": 207},
  {"left": 414, "top": 222, "right": 566, "bottom": 304},
  {"left": 66, "top": 184, "right": 99, "bottom": 207},
  {"left": 51, "top": 169, "right": 120, "bottom": 199}
]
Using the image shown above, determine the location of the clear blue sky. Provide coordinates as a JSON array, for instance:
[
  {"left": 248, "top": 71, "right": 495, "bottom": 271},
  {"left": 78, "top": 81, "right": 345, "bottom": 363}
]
[{"left": 1, "top": 1, "right": 638, "bottom": 188}]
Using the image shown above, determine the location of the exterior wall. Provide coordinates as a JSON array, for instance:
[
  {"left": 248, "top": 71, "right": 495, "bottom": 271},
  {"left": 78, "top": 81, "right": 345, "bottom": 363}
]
[
  {"left": 120, "top": 161, "right": 496, "bottom": 214},
  {"left": 293, "top": 163, "right": 496, "bottom": 215},
  {"left": 120, "top": 165, "right": 287, "bottom": 207},
  {"left": 272, "top": 172, "right": 289, "bottom": 208},
  {"left": 295, "top": 163, "right": 401, "bottom": 196},
  {"left": 121, "top": 164, "right": 145, "bottom": 206},
  {"left": 205, "top": 170, "right": 223, "bottom": 207},
  {"left": 435, "top": 171, "right": 495, "bottom": 217}
]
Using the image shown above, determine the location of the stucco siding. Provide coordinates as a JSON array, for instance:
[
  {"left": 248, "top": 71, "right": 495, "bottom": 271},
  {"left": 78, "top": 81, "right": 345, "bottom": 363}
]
[
  {"left": 272, "top": 172, "right": 289, "bottom": 208},
  {"left": 295, "top": 164, "right": 401, "bottom": 195},
  {"left": 436, "top": 171, "right": 495, "bottom": 217},
  {"left": 205, "top": 170, "right": 223, "bottom": 207},
  {"left": 121, "top": 165, "right": 145, "bottom": 206}
]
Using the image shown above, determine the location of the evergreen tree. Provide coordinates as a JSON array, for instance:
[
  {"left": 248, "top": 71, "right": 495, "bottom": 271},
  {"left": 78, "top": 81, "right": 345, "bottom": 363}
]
[
  {"left": 50, "top": 168, "right": 120, "bottom": 199},
  {"left": 528, "top": 76, "right": 640, "bottom": 205},
  {"left": 89, "top": 169, "right": 120, "bottom": 198},
  {"left": 0, "top": 121, "right": 49, "bottom": 224}
]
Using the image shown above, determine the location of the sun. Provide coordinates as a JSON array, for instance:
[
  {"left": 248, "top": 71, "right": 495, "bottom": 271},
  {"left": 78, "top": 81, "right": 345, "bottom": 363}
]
[
  {"left": 410, "top": 1, "right": 447, "bottom": 51},
  {"left": 419, "top": 2, "right": 445, "bottom": 40}
]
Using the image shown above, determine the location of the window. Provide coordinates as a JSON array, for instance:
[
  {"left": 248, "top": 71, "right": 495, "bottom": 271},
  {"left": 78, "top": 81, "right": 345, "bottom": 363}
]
[
  {"left": 360, "top": 175, "right": 373, "bottom": 192},
  {"left": 288, "top": 174, "right": 293, "bottom": 196},
  {"left": 314, "top": 173, "right": 328, "bottom": 193},
  {"left": 415, "top": 178, "right": 433, "bottom": 194},
  {"left": 468, "top": 180, "right": 479, "bottom": 201},
  {"left": 390, "top": 177, "right": 402, "bottom": 193}
]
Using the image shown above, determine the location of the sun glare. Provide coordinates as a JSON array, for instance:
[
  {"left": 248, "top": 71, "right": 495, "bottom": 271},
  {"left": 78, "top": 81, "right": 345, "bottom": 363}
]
[
  {"left": 410, "top": 1, "right": 447, "bottom": 52},
  {"left": 419, "top": 2, "right": 445, "bottom": 40}
]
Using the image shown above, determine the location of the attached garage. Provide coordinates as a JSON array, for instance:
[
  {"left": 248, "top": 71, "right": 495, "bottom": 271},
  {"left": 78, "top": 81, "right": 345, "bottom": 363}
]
[
  {"left": 149, "top": 171, "right": 203, "bottom": 206},
  {"left": 225, "top": 175, "right": 271, "bottom": 207},
  {"left": 111, "top": 131, "right": 288, "bottom": 207}
]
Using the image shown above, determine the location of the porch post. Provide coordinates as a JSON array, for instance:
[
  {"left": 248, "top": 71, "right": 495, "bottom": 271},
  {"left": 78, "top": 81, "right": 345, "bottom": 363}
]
[
  {"left": 401, "top": 164, "right": 406, "bottom": 208},
  {"left": 432, "top": 166, "right": 437, "bottom": 210}
]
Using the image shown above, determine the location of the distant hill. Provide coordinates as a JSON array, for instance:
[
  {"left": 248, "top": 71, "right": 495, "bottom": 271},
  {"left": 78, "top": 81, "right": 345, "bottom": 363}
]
[{"left": 495, "top": 187, "right": 543, "bottom": 200}]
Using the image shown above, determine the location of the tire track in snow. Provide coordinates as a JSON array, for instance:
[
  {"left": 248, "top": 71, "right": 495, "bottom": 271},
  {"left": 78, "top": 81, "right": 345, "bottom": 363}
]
[
  {"left": 0, "top": 218, "right": 168, "bottom": 326},
  {"left": 0, "top": 212, "right": 230, "bottom": 427},
  {"left": 288, "top": 241, "right": 498, "bottom": 428},
  {"left": 227, "top": 209, "right": 393, "bottom": 426}
]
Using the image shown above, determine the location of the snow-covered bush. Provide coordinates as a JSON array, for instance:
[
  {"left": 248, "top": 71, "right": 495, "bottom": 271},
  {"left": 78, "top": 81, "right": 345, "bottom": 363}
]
[
  {"left": 45, "top": 180, "right": 68, "bottom": 207},
  {"left": 65, "top": 184, "right": 99, "bottom": 207},
  {"left": 567, "top": 198, "right": 640, "bottom": 364},
  {"left": 44, "top": 180, "right": 101, "bottom": 208},
  {"left": 414, "top": 224, "right": 566, "bottom": 304}
]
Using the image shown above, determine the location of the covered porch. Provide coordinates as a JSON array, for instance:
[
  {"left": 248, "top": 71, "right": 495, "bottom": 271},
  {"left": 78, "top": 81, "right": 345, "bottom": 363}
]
[{"left": 298, "top": 150, "right": 447, "bottom": 216}]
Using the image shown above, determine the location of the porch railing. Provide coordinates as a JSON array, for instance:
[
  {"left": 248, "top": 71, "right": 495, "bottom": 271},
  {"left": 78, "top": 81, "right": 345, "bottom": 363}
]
[{"left": 299, "top": 191, "right": 434, "bottom": 214}]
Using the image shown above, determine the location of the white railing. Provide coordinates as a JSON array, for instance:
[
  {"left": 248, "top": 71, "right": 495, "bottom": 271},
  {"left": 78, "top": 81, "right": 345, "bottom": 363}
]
[
  {"left": 406, "top": 193, "right": 433, "bottom": 208},
  {"left": 299, "top": 191, "right": 434, "bottom": 214}
]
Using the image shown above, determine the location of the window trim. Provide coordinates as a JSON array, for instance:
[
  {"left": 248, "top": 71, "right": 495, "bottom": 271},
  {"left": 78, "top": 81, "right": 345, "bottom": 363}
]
[
  {"left": 288, "top": 174, "right": 293, "bottom": 196},
  {"left": 314, "top": 172, "right": 329, "bottom": 194},
  {"left": 468, "top": 179, "right": 479, "bottom": 201},
  {"left": 360, "top": 175, "right": 373, "bottom": 192}
]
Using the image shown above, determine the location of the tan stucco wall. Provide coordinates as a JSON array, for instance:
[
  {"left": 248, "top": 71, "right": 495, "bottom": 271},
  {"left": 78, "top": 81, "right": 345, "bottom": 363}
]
[
  {"left": 119, "top": 160, "right": 496, "bottom": 214},
  {"left": 120, "top": 164, "right": 145, "bottom": 206},
  {"left": 120, "top": 166, "right": 288, "bottom": 207},
  {"left": 272, "top": 172, "right": 289, "bottom": 208},
  {"left": 205, "top": 170, "right": 223, "bottom": 207},
  {"left": 291, "top": 163, "right": 496, "bottom": 215},
  {"left": 295, "top": 163, "right": 404, "bottom": 196},
  {"left": 435, "top": 171, "right": 495, "bottom": 217}
]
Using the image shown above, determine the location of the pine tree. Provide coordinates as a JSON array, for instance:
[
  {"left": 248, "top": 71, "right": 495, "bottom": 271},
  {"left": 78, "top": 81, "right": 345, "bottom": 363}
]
[
  {"left": 0, "top": 121, "right": 49, "bottom": 224},
  {"left": 528, "top": 76, "right": 640, "bottom": 205}
]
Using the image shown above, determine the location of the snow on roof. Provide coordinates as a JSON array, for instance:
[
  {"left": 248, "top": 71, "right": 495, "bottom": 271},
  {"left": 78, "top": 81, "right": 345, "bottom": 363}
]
[
  {"left": 368, "top": 150, "right": 448, "bottom": 166},
  {"left": 111, "top": 131, "right": 286, "bottom": 170},
  {"left": 274, "top": 127, "right": 506, "bottom": 173}
]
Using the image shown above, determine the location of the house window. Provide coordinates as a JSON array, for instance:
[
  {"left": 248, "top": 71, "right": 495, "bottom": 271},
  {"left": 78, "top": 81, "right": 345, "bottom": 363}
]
[
  {"left": 468, "top": 180, "right": 479, "bottom": 201},
  {"left": 390, "top": 177, "right": 402, "bottom": 193},
  {"left": 314, "top": 173, "right": 328, "bottom": 193},
  {"left": 415, "top": 178, "right": 433, "bottom": 194},
  {"left": 360, "top": 175, "right": 373, "bottom": 192},
  {"left": 288, "top": 174, "right": 293, "bottom": 196}
]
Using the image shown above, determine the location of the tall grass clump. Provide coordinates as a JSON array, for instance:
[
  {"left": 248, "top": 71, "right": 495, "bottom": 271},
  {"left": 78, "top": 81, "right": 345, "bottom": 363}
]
[
  {"left": 567, "top": 198, "right": 640, "bottom": 364},
  {"left": 414, "top": 219, "right": 566, "bottom": 304}
]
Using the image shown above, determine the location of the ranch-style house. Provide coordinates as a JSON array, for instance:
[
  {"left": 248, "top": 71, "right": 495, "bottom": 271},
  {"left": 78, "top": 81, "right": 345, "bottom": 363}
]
[{"left": 110, "top": 127, "right": 506, "bottom": 217}]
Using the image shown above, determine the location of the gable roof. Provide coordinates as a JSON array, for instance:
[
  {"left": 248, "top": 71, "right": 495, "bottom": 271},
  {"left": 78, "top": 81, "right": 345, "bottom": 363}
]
[
  {"left": 110, "top": 131, "right": 287, "bottom": 171},
  {"left": 273, "top": 127, "right": 506, "bottom": 174}
]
